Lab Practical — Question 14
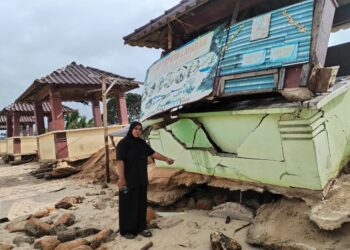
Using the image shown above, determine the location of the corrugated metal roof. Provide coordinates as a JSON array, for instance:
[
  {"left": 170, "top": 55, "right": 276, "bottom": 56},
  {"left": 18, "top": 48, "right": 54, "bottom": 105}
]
[
  {"left": 36, "top": 62, "right": 140, "bottom": 87},
  {"left": 17, "top": 62, "right": 141, "bottom": 102},
  {"left": 0, "top": 116, "right": 36, "bottom": 124},
  {"left": 124, "top": 0, "right": 346, "bottom": 49},
  {"left": 220, "top": 0, "right": 313, "bottom": 76},
  {"left": 1, "top": 102, "right": 73, "bottom": 114}
]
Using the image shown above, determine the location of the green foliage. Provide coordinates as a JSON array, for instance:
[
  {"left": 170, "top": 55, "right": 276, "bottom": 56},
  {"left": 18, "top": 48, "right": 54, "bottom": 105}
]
[
  {"left": 65, "top": 111, "right": 93, "bottom": 129},
  {"left": 107, "top": 93, "right": 141, "bottom": 124}
]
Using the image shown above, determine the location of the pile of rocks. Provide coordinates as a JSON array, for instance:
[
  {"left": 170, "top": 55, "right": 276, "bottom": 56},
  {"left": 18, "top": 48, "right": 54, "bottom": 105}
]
[{"left": 4, "top": 196, "right": 115, "bottom": 250}]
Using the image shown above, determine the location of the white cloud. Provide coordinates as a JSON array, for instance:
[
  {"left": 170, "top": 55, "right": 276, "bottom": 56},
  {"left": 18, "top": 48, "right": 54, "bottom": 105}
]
[{"left": 0, "top": 0, "right": 179, "bottom": 117}]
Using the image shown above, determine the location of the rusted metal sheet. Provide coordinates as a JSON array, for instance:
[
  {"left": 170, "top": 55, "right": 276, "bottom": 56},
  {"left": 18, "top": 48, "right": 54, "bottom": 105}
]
[{"left": 284, "top": 66, "right": 303, "bottom": 88}]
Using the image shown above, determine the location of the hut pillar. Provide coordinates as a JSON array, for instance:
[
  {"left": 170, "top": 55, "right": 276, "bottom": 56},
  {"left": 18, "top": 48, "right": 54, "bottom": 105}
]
[
  {"left": 92, "top": 98, "right": 102, "bottom": 127},
  {"left": 49, "top": 88, "right": 65, "bottom": 131},
  {"left": 22, "top": 125, "right": 28, "bottom": 136},
  {"left": 29, "top": 124, "right": 34, "bottom": 136},
  {"left": 34, "top": 101, "right": 45, "bottom": 135},
  {"left": 13, "top": 112, "right": 20, "bottom": 137},
  {"left": 116, "top": 91, "right": 128, "bottom": 125},
  {"left": 6, "top": 114, "right": 13, "bottom": 137},
  {"left": 48, "top": 116, "right": 53, "bottom": 131}
]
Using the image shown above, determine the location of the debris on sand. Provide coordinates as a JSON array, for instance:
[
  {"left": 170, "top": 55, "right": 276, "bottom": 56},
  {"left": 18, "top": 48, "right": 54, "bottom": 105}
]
[
  {"left": 29, "top": 160, "right": 82, "bottom": 180},
  {"left": 4, "top": 196, "right": 115, "bottom": 250},
  {"left": 55, "top": 196, "right": 85, "bottom": 209},
  {"left": 210, "top": 231, "right": 241, "bottom": 250},
  {"left": 74, "top": 147, "right": 118, "bottom": 183},
  {"left": 209, "top": 202, "right": 253, "bottom": 222},
  {"left": 247, "top": 198, "right": 350, "bottom": 249},
  {"left": 309, "top": 175, "right": 350, "bottom": 230}
]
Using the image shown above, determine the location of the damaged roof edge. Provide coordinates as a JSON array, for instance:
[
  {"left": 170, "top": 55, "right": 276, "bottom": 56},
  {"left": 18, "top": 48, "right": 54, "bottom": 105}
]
[{"left": 124, "top": 0, "right": 350, "bottom": 49}]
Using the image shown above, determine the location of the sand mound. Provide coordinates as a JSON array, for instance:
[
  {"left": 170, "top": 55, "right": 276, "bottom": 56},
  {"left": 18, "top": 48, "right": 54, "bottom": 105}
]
[{"left": 74, "top": 147, "right": 118, "bottom": 184}]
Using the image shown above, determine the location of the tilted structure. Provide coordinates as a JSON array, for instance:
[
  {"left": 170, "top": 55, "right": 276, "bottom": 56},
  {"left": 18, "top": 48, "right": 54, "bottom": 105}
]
[{"left": 124, "top": 0, "right": 350, "bottom": 196}]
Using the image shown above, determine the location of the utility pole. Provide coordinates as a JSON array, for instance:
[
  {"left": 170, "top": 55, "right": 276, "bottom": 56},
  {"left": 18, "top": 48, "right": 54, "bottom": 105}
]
[
  {"left": 100, "top": 76, "right": 118, "bottom": 184},
  {"left": 101, "top": 76, "right": 110, "bottom": 183}
]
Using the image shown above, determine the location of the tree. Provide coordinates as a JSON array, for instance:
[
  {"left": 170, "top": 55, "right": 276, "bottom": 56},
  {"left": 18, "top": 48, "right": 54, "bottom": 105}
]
[
  {"left": 65, "top": 111, "right": 93, "bottom": 129},
  {"left": 107, "top": 93, "right": 141, "bottom": 124}
]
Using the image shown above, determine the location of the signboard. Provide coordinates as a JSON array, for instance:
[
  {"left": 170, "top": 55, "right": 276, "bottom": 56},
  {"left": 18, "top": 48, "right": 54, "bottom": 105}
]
[
  {"left": 250, "top": 14, "right": 271, "bottom": 41},
  {"left": 141, "top": 25, "right": 225, "bottom": 120}
]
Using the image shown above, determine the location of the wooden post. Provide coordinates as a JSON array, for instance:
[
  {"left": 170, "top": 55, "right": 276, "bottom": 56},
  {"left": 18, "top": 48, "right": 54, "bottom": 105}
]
[
  {"left": 92, "top": 98, "right": 102, "bottom": 127},
  {"left": 49, "top": 88, "right": 65, "bottom": 131},
  {"left": 101, "top": 76, "right": 110, "bottom": 183},
  {"left": 115, "top": 91, "right": 129, "bottom": 125},
  {"left": 13, "top": 112, "right": 20, "bottom": 137},
  {"left": 6, "top": 114, "right": 13, "bottom": 137},
  {"left": 230, "top": 0, "right": 241, "bottom": 26},
  {"left": 168, "top": 25, "right": 173, "bottom": 50},
  {"left": 33, "top": 101, "right": 45, "bottom": 135}
]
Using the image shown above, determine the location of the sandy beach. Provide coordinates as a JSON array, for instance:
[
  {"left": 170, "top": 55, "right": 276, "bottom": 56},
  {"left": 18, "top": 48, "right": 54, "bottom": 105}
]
[{"left": 0, "top": 160, "right": 260, "bottom": 249}]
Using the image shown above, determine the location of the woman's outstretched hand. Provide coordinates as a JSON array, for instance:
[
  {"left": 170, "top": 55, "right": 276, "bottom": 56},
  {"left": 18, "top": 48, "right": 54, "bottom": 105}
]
[{"left": 166, "top": 158, "right": 174, "bottom": 165}]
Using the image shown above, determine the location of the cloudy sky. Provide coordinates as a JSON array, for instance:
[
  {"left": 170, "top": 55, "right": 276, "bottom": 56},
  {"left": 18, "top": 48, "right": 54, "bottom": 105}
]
[
  {"left": 0, "top": 0, "right": 349, "bottom": 118},
  {"left": 0, "top": 0, "right": 179, "bottom": 117}
]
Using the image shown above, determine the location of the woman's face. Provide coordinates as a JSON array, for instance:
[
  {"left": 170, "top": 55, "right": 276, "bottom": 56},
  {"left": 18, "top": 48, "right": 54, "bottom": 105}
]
[{"left": 132, "top": 125, "right": 142, "bottom": 138}]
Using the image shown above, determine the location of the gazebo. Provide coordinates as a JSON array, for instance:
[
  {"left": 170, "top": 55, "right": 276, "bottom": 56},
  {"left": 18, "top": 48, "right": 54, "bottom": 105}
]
[
  {"left": 0, "top": 115, "right": 35, "bottom": 136},
  {"left": 0, "top": 102, "right": 73, "bottom": 159},
  {"left": 15, "top": 62, "right": 140, "bottom": 160},
  {"left": 17, "top": 62, "right": 139, "bottom": 132},
  {"left": 0, "top": 102, "right": 73, "bottom": 137},
  {"left": 0, "top": 115, "right": 35, "bottom": 155}
]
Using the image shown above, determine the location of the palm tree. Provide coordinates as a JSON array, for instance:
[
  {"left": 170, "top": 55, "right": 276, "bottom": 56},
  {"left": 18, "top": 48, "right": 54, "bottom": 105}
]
[{"left": 65, "top": 111, "right": 93, "bottom": 129}]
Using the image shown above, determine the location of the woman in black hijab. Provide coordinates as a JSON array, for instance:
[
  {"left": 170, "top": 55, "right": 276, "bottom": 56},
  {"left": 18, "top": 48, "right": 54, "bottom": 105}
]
[{"left": 116, "top": 121, "right": 174, "bottom": 239}]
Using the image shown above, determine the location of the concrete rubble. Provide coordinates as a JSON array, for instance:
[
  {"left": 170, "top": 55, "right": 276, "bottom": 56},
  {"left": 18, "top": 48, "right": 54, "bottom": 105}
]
[
  {"left": 209, "top": 202, "right": 254, "bottom": 222},
  {"left": 247, "top": 198, "right": 350, "bottom": 250},
  {"left": 309, "top": 174, "right": 350, "bottom": 230}
]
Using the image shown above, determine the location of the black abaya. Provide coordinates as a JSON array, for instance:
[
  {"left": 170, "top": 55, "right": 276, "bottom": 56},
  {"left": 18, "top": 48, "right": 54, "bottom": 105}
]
[{"left": 116, "top": 122, "right": 155, "bottom": 236}]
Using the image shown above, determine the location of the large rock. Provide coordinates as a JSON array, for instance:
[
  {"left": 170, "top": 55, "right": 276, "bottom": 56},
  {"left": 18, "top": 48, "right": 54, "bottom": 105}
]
[
  {"left": 309, "top": 175, "right": 350, "bottom": 230},
  {"left": 148, "top": 186, "right": 190, "bottom": 206},
  {"left": 5, "top": 220, "right": 27, "bottom": 233},
  {"left": 76, "top": 228, "right": 100, "bottom": 238},
  {"left": 49, "top": 224, "right": 68, "bottom": 235},
  {"left": 55, "top": 239, "right": 88, "bottom": 250},
  {"left": 94, "top": 228, "right": 114, "bottom": 243},
  {"left": 54, "top": 213, "right": 76, "bottom": 226},
  {"left": 147, "top": 164, "right": 183, "bottom": 186},
  {"left": 25, "top": 218, "right": 52, "bottom": 238},
  {"left": 72, "top": 246, "right": 93, "bottom": 250},
  {"left": 33, "top": 236, "right": 61, "bottom": 250},
  {"left": 0, "top": 243, "right": 13, "bottom": 250},
  {"left": 12, "top": 235, "right": 35, "bottom": 246},
  {"left": 210, "top": 231, "right": 241, "bottom": 250},
  {"left": 57, "top": 228, "right": 78, "bottom": 242},
  {"left": 247, "top": 198, "right": 350, "bottom": 249},
  {"left": 209, "top": 202, "right": 254, "bottom": 222},
  {"left": 31, "top": 208, "right": 53, "bottom": 219},
  {"left": 55, "top": 196, "right": 84, "bottom": 209},
  {"left": 172, "top": 171, "right": 211, "bottom": 186}
]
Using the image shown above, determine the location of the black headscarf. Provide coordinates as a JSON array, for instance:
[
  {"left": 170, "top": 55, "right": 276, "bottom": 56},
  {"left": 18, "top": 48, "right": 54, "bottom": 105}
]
[{"left": 126, "top": 121, "right": 142, "bottom": 139}]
